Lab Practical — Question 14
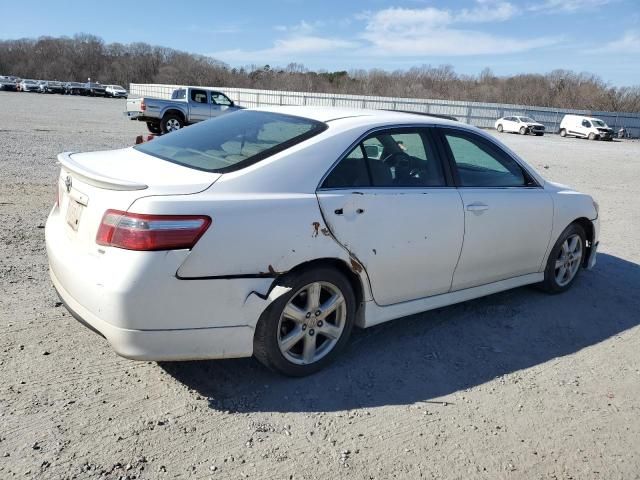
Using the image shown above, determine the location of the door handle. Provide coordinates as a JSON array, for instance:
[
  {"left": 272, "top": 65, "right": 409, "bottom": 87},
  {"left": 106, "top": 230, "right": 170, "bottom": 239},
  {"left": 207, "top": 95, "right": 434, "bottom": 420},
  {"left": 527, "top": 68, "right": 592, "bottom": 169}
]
[
  {"left": 356, "top": 208, "right": 365, "bottom": 214},
  {"left": 466, "top": 203, "right": 489, "bottom": 212},
  {"left": 334, "top": 208, "right": 343, "bottom": 215}
]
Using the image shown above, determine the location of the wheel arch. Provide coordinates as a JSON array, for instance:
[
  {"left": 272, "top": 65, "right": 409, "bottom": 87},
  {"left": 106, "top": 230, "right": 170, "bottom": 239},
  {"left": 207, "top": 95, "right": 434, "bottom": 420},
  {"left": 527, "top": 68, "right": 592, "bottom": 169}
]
[
  {"left": 270, "top": 257, "right": 365, "bottom": 314},
  {"left": 161, "top": 108, "right": 186, "bottom": 122},
  {"left": 571, "top": 217, "right": 595, "bottom": 266}
]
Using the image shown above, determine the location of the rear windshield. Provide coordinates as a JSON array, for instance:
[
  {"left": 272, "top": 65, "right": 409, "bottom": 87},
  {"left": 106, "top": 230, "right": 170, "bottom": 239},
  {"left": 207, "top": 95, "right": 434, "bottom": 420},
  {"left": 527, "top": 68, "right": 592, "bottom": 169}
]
[{"left": 135, "top": 110, "right": 327, "bottom": 173}]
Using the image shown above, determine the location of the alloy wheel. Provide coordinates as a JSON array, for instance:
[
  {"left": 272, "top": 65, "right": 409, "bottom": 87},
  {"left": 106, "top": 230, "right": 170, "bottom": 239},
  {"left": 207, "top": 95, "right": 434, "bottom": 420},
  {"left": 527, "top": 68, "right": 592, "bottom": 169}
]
[
  {"left": 277, "top": 281, "right": 346, "bottom": 365},
  {"left": 554, "top": 234, "right": 583, "bottom": 287}
]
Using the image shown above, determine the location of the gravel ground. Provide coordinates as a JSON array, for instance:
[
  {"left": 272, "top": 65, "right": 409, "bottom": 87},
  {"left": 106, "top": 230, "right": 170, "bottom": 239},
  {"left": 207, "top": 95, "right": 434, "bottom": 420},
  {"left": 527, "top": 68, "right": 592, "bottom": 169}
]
[{"left": 1, "top": 91, "right": 639, "bottom": 480}]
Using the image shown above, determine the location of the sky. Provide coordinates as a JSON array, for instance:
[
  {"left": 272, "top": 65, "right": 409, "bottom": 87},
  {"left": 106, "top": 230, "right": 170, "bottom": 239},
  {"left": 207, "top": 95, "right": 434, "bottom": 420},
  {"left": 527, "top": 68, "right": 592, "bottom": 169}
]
[{"left": 1, "top": 0, "right": 639, "bottom": 86}]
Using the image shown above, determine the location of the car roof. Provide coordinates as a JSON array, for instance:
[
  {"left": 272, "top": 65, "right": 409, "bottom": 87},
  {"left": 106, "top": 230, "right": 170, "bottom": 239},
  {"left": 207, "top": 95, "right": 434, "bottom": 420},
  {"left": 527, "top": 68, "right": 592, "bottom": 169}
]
[{"left": 252, "top": 105, "right": 461, "bottom": 127}]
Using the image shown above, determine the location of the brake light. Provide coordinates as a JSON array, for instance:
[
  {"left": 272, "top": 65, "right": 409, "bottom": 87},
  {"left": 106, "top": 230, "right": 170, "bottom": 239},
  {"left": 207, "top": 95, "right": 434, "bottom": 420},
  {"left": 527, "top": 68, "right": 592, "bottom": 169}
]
[
  {"left": 96, "top": 210, "right": 211, "bottom": 251},
  {"left": 140, "top": 101, "right": 146, "bottom": 111}
]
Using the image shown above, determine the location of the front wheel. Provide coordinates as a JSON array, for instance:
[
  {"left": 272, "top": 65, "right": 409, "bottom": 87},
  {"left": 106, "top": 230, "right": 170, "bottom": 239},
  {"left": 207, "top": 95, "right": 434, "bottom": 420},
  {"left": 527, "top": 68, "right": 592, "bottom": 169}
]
[
  {"left": 253, "top": 267, "right": 356, "bottom": 376},
  {"left": 520, "top": 126, "right": 527, "bottom": 135},
  {"left": 161, "top": 114, "right": 184, "bottom": 134},
  {"left": 540, "top": 223, "right": 586, "bottom": 293},
  {"left": 588, "top": 132, "right": 597, "bottom": 140}
]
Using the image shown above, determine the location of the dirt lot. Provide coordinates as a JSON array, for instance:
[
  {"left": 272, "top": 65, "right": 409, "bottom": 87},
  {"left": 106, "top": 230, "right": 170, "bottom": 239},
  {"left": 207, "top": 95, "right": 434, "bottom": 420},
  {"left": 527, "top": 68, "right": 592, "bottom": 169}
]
[{"left": 1, "top": 91, "right": 639, "bottom": 480}]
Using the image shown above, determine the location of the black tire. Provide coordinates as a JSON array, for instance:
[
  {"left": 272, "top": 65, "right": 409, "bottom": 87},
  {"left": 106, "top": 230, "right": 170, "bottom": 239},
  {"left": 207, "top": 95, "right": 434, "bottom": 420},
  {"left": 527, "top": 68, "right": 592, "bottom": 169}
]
[
  {"left": 540, "top": 223, "right": 586, "bottom": 294},
  {"left": 497, "top": 124, "right": 503, "bottom": 132},
  {"left": 588, "top": 132, "right": 597, "bottom": 140},
  {"left": 560, "top": 128, "right": 567, "bottom": 137},
  {"left": 536, "top": 133, "right": 544, "bottom": 136},
  {"left": 160, "top": 113, "right": 184, "bottom": 134},
  {"left": 146, "top": 122, "right": 161, "bottom": 134},
  {"left": 253, "top": 267, "right": 356, "bottom": 377},
  {"left": 519, "top": 126, "right": 527, "bottom": 135}
]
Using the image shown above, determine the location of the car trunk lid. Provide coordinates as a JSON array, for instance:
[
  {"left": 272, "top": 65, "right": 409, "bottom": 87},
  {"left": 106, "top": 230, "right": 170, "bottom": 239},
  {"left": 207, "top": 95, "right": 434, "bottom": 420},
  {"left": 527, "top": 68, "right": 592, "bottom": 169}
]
[{"left": 55, "top": 148, "right": 220, "bottom": 251}]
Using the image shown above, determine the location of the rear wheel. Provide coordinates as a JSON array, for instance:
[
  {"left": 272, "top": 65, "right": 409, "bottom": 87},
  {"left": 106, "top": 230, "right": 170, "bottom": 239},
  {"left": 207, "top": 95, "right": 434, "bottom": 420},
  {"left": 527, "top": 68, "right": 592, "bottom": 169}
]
[
  {"left": 540, "top": 223, "right": 586, "bottom": 293},
  {"left": 497, "top": 124, "right": 503, "bottom": 132},
  {"left": 560, "top": 128, "right": 567, "bottom": 137},
  {"left": 146, "top": 122, "right": 161, "bottom": 134},
  {"left": 253, "top": 267, "right": 356, "bottom": 376},
  {"left": 161, "top": 114, "right": 184, "bottom": 134}
]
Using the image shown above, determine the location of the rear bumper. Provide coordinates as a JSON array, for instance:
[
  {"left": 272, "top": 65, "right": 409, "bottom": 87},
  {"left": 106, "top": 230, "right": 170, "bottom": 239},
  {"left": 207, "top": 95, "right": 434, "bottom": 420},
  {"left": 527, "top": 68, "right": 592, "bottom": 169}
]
[
  {"left": 51, "top": 267, "right": 254, "bottom": 360},
  {"left": 45, "top": 205, "right": 274, "bottom": 360}
]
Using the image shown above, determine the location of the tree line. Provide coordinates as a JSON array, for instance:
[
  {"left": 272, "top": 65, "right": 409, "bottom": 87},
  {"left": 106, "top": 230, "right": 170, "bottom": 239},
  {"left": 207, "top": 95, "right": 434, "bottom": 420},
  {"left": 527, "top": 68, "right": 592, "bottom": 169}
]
[{"left": 1, "top": 34, "right": 639, "bottom": 113}]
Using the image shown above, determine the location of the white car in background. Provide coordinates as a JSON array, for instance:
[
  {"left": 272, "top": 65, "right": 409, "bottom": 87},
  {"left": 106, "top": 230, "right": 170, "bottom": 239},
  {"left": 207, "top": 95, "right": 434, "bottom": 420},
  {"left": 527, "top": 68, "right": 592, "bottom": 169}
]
[
  {"left": 495, "top": 116, "right": 546, "bottom": 136},
  {"left": 559, "top": 114, "right": 614, "bottom": 141},
  {"left": 18, "top": 79, "right": 40, "bottom": 92},
  {"left": 105, "top": 85, "right": 128, "bottom": 98},
  {"left": 46, "top": 107, "right": 599, "bottom": 376}
]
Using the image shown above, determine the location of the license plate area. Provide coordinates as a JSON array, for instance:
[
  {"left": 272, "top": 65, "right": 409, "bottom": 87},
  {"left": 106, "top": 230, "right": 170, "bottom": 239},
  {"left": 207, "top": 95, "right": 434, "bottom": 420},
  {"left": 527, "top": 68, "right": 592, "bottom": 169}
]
[{"left": 66, "top": 199, "right": 84, "bottom": 231}]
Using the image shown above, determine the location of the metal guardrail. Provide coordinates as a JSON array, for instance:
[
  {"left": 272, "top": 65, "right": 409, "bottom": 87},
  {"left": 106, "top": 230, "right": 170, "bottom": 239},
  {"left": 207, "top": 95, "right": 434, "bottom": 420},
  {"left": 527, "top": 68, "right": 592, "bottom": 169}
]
[{"left": 129, "top": 83, "right": 640, "bottom": 138}]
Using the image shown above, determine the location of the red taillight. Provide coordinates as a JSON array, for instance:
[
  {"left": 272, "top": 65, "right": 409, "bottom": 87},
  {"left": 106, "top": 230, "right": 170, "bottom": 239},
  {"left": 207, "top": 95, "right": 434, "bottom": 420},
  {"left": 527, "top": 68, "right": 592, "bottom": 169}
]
[
  {"left": 140, "top": 101, "right": 146, "bottom": 111},
  {"left": 96, "top": 210, "right": 211, "bottom": 251}
]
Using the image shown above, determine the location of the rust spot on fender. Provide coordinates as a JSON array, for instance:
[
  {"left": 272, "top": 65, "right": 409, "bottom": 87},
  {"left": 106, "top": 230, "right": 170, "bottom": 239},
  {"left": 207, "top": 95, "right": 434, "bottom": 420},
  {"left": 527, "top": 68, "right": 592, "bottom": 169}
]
[
  {"left": 349, "top": 256, "right": 363, "bottom": 273},
  {"left": 312, "top": 221, "right": 320, "bottom": 237}
]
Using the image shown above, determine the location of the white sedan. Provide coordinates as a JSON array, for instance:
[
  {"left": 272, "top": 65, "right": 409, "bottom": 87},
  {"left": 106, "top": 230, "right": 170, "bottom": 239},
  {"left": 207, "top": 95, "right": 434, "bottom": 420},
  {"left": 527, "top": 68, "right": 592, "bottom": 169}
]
[
  {"left": 46, "top": 107, "right": 599, "bottom": 376},
  {"left": 495, "top": 116, "right": 546, "bottom": 136}
]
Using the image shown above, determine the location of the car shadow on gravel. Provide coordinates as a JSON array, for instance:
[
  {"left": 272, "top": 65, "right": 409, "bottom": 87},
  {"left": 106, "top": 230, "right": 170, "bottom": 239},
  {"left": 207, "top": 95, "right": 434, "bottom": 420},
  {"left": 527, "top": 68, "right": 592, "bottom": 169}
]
[{"left": 160, "top": 253, "right": 640, "bottom": 413}]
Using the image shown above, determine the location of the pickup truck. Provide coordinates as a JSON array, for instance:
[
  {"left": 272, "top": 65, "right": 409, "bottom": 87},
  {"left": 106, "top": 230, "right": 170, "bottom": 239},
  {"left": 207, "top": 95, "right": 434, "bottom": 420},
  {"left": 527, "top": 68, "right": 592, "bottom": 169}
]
[{"left": 125, "top": 87, "right": 241, "bottom": 134}]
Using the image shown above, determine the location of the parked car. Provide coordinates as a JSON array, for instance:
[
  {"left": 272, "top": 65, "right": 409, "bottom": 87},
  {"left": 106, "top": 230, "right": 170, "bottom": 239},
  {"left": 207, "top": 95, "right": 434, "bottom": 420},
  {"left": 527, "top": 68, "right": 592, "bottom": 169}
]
[
  {"left": 125, "top": 87, "right": 241, "bottom": 134},
  {"left": 105, "top": 85, "right": 128, "bottom": 98},
  {"left": 64, "top": 82, "right": 89, "bottom": 95},
  {"left": 559, "top": 115, "right": 614, "bottom": 141},
  {"left": 0, "top": 76, "right": 18, "bottom": 91},
  {"left": 38, "top": 80, "right": 65, "bottom": 94},
  {"left": 18, "top": 79, "right": 40, "bottom": 92},
  {"left": 46, "top": 107, "right": 600, "bottom": 376},
  {"left": 495, "top": 116, "right": 545, "bottom": 136},
  {"left": 85, "top": 82, "right": 106, "bottom": 96}
]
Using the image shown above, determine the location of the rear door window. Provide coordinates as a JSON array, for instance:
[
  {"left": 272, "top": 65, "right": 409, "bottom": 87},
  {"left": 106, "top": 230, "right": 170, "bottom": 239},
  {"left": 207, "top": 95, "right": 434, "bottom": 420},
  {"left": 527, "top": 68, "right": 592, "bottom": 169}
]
[
  {"left": 322, "top": 128, "right": 447, "bottom": 188},
  {"left": 190, "top": 89, "right": 208, "bottom": 104}
]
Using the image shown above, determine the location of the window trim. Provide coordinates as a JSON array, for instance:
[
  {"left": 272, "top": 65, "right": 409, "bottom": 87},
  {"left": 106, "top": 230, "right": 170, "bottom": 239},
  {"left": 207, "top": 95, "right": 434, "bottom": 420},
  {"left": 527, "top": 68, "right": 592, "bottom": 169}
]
[
  {"left": 317, "top": 124, "right": 455, "bottom": 191},
  {"left": 435, "top": 126, "right": 542, "bottom": 189}
]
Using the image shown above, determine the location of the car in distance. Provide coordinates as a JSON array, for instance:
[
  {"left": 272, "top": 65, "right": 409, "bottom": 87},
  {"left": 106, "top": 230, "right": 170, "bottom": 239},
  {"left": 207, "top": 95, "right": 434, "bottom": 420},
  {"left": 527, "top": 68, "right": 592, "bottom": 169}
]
[
  {"left": 495, "top": 116, "right": 545, "bottom": 136},
  {"left": 64, "top": 82, "right": 89, "bottom": 95},
  {"left": 46, "top": 107, "right": 599, "bottom": 376},
  {"left": 18, "top": 79, "right": 40, "bottom": 92},
  {"left": 125, "top": 86, "right": 241, "bottom": 134},
  {"left": 559, "top": 114, "right": 614, "bottom": 141},
  {"left": 85, "top": 82, "right": 106, "bottom": 96},
  {"left": 105, "top": 84, "right": 128, "bottom": 98},
  {"left": 38, "top": 80, "right": 65, "bottom": 94},
  {"left": 0, "top": 76, "right": 18, "bottom": 91}
]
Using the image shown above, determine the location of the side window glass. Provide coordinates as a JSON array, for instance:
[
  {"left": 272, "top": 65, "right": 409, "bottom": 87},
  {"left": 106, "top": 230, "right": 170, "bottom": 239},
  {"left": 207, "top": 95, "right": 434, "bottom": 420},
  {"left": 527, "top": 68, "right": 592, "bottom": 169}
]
[
  {"left": 190, "top": 89, "right": 208, "bottom": 104},
  {"left": 582, "top": 120, "right": 591, "bottom": 128},
  {"left": 322, "top": 145, "right": 370, "bottom": 189},
  {"left": 366, "top": 131, "right": 445, "bottom": 187},
  {"left": 444, "top": 132, "right": 527, "bottom": 187},
  {"left": 211, "top": 93, "right": 232, "bottom": 106}
]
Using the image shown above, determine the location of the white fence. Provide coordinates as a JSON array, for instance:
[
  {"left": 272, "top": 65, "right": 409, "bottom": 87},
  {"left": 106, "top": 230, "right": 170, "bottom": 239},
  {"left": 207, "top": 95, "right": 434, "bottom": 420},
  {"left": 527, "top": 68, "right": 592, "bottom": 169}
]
[{"left": 129, "top": 83, "right": 640, "bottom": 137}]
